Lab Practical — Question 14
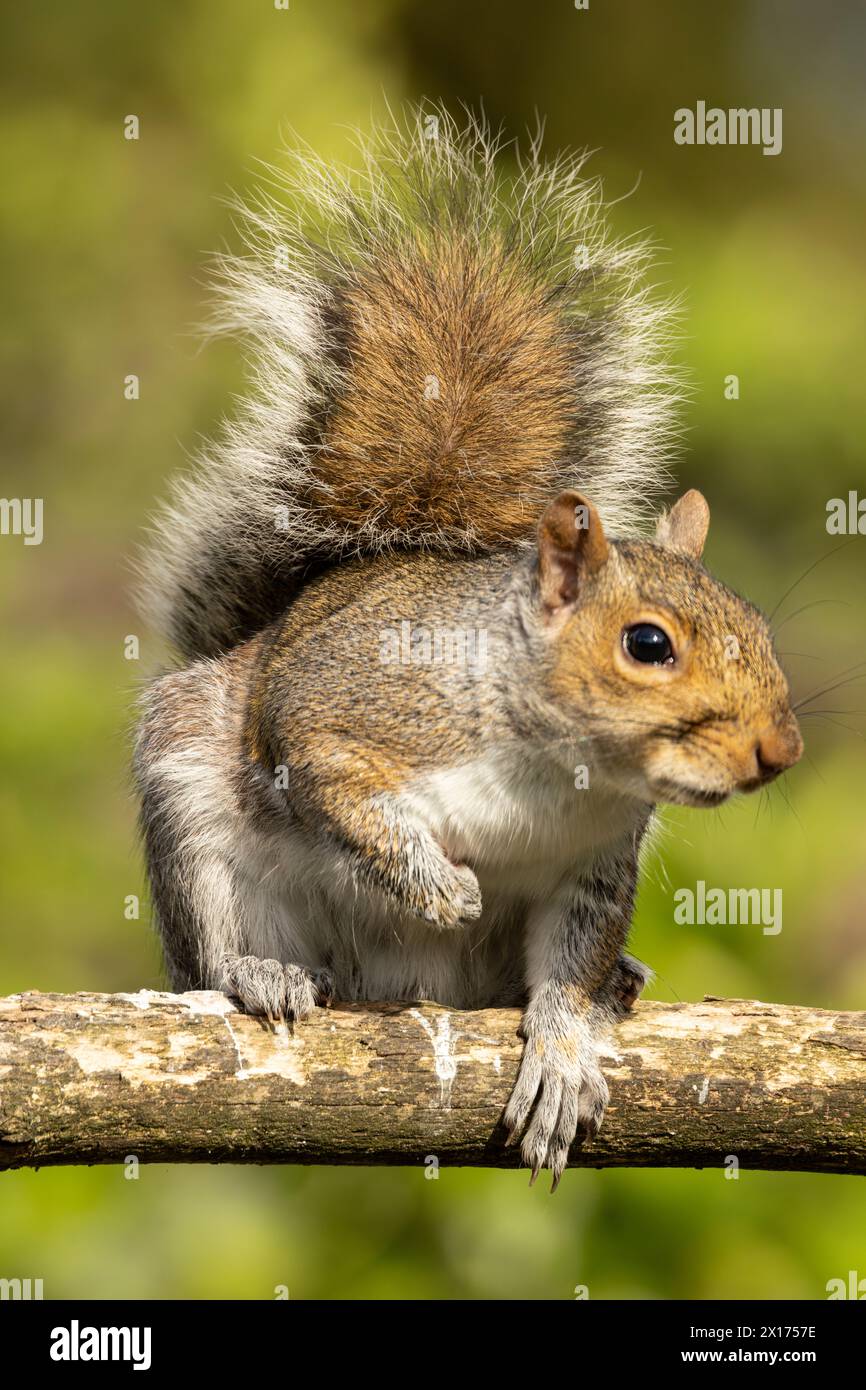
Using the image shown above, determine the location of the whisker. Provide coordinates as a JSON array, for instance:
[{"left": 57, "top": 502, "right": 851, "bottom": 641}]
[
  {"left": 799, "top": 713, "right": 864, "bottom": 738},
  {"left": 772, "top": 598, "right": 849, "bottom": 639},
  {"left": 774, "top": 777, "right": 804, "bottom": 833},
  {"left": 767, "top": 540, "right": 853, "bottom": 624},
  {"left": 752, "top": 788, "right": 765, "bottom": 830},
  {"left": 798, "top": 707, "right": 866, "bottom": 718},
  {"left": 803, "top": 750, "right": 826, "bottom": 785},
  {"left": 793, "top": 665, "right": 866, "bottom": 712}
]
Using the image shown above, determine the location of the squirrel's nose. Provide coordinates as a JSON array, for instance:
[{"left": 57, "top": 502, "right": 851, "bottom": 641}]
[{"left": 753, "top": 724, "right": 803, "bottom": 783}]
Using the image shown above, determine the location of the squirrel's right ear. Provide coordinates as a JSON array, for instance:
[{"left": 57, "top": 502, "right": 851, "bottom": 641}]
[{"left": 537, "top": 490, "right": 609, "bottom": 618}]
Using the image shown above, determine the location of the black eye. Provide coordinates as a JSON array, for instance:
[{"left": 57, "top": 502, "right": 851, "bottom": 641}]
[{"left": 623, "top": 623, "right": 674, "bottom": 666}]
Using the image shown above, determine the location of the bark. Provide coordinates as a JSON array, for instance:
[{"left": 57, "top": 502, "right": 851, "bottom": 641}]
[{"left": 0, "top": 991, "right": 863, "bottom": 1174}]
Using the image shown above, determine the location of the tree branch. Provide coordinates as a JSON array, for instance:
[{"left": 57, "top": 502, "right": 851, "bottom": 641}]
[{"left": 0, "top": 991, "right": 863, "bottom": 1174}]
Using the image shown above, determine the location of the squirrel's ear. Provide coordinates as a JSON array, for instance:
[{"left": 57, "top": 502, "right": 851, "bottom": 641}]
[
  {"left": 537, "top": 490, "right": 609, "bottom": 616},
  {"left": 655, "top": 489, "right": 710, "bottom": 559}
]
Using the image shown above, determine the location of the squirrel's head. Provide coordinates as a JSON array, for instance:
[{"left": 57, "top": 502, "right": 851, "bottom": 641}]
[{"left": 534, "top": 489, "right": 803, "bottom": 808}]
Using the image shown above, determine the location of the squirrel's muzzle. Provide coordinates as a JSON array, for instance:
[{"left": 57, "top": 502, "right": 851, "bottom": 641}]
[{"left": 743, "top": 717, "right": 804, "bottom": 790}]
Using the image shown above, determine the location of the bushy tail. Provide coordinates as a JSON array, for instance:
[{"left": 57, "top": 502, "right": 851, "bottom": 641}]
[{"left": 139, "top": 106, "right": 684, "bottom": 660}]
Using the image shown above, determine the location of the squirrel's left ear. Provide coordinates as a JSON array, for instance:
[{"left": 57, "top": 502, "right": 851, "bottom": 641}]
[
  {"left": 655, "top": 489, "right": 710, "bottom": 559},
  {"left": 537, "top": 490, "right": 609, "bottom": 618}
]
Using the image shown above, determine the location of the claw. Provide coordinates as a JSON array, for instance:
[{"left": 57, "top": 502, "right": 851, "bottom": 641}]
[{"left": 504, "top": 1028, "right": 609, "bottom": 1195}]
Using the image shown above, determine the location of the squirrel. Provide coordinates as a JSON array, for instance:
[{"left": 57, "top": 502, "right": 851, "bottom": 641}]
[{"left": 134, "top": 110, "right": 803, "bottom": 1188}]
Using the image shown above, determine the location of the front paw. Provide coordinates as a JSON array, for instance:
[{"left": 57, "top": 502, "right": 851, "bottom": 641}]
[
  {"left": 503, "top": 1029, "right": 608, "bottom": 1191},
  {"left": 416, "top": 861, "right": 482, "bottom": 929},
  {"left": 220, "top": 954, "right": 334, "bottom": 1023}
]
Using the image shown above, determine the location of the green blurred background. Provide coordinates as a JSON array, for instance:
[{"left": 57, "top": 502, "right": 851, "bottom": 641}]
[{"left": 2, "top": 0, "right": 865, "bottom": 1299}]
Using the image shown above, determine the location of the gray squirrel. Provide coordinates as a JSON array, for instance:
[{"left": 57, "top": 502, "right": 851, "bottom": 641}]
[{"left": 134, "top": 110, "right": 803, "bottom": 1188}]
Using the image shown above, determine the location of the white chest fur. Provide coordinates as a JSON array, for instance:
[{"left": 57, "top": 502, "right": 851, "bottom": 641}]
[{"left": 405, "top": 745, "right": 643, "bottom": 895}]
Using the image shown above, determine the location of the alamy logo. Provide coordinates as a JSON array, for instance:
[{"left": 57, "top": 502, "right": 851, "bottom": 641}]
[
  {"left": 50, "top": 1320, "right": 152, "bottom": 1371},
  {"left": 826, "top": 491, "right": 866, "bottom": 535},
  {"left": 0, "top": 497, "right": 43, "bottom": 545},
  {"left": 0, "top": 1276, "right": 43, "bottom": 1299},
  {"left": 826, "top": 1270, "right": 866, "bottom": 1299},
  {"left": 674, "top": 102, "right": 782, "bottom": 156},
  {"left": 674, "top": 880, "right": 783, "bottom": 935},
  {"left": 379, "top": 620, "right": 488, "bottom": 675}
]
